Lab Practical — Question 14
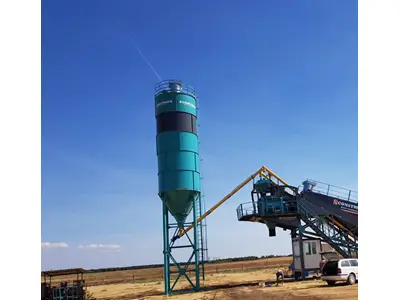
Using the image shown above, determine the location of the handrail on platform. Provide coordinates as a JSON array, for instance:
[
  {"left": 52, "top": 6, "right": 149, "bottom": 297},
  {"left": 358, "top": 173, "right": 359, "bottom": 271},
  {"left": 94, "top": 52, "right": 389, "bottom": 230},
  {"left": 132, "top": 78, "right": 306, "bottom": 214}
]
[{"left": 301, "top": 179, "right": 358, "bottom": 203}]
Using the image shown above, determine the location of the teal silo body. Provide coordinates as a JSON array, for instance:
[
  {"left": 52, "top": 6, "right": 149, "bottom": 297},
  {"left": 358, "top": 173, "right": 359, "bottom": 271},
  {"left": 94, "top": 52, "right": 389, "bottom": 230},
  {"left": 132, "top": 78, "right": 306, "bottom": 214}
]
[{"left": 155, "top": 80, "right": 201, "bottom": 226}]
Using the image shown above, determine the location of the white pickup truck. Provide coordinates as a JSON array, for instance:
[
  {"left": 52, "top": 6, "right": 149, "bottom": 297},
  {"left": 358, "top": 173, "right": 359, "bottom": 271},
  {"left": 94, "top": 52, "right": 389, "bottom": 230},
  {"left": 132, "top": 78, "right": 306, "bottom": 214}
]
[{"left": 321, "top": 258, "right": 358, "bottom": 286}]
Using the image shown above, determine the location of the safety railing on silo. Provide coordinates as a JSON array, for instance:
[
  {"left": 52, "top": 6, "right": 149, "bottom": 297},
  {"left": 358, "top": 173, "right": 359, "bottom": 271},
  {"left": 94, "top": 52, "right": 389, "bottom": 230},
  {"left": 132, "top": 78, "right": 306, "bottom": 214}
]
[{"left": 154, "top": 79, "right": 197, "bottom": 98}]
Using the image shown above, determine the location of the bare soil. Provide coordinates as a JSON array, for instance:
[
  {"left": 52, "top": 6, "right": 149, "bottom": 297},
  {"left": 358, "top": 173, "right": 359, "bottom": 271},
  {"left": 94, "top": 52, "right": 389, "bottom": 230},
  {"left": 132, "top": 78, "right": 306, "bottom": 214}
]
[
  {"left": 44, "top": 258, "right": 357, "bottom": 300},
  {"left": 86, "top": 269, "right": 357, "bottom": 300}
]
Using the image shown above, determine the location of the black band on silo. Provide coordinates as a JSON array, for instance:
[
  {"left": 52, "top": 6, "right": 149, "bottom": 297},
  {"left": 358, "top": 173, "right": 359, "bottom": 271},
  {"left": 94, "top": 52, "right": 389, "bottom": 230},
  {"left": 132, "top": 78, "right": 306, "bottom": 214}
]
[{"left": 156, "top": 111, "right": 197, "bottom": 135}]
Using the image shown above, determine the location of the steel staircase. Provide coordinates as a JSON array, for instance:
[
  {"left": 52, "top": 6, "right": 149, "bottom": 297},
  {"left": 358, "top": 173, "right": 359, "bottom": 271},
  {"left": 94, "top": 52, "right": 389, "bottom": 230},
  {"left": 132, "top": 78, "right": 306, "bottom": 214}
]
[{"left": 298, "top": 199, "right": 357, "bottom": 258}]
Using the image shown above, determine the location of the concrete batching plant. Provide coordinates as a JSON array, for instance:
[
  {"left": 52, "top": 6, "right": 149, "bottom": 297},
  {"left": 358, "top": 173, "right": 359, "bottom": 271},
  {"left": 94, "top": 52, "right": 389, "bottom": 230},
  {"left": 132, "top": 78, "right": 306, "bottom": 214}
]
[{"left": 154, "top": 80, "right": 358, "bottom": 296}]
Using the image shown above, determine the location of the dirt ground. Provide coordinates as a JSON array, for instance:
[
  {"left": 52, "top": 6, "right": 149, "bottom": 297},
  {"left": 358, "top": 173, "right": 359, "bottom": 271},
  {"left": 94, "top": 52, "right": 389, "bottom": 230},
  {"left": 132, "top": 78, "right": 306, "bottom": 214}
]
[
  {"left": 43, "top": 258, "right": 357, "bottom": 299},
  {"left": 87, "top": 269, "right": 358, "bottom": 300}
]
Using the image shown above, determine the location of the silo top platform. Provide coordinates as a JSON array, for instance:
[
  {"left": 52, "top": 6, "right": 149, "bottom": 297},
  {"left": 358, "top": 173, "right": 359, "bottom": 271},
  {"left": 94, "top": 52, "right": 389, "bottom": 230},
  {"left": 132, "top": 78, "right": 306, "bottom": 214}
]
[{"left": 155, "top": 80, "right": 197, "bottom": 98}]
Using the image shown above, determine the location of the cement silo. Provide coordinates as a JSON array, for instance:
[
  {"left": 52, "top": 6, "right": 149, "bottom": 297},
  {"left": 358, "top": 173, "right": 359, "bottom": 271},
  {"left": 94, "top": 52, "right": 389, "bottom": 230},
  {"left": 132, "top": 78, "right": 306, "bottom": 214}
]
[{"left": 155, "top": 80, "right": 203, "bottom": 294}]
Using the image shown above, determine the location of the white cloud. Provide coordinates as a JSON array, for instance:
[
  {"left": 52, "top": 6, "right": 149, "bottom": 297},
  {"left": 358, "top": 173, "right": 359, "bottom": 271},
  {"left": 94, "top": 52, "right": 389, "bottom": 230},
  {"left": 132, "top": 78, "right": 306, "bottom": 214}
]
[
  {"left": 41, "top": 242, "right": 69, "bottom": 248},
  {"left": 78, "top": 244, "right": 121, "bottom": 251}
]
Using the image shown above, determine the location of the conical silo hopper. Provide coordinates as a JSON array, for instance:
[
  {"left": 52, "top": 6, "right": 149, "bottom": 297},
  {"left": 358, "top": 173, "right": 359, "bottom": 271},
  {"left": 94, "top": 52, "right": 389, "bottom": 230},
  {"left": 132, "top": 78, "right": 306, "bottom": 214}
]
[{"left": 161, "top": 190, "right": 199, "bottom": 226}]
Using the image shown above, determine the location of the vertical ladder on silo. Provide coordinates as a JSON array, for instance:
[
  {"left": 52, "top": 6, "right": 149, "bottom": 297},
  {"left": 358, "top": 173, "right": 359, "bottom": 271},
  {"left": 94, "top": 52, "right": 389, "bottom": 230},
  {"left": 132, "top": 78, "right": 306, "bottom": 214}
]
[
  {"left": 196, "top": 95, "right": 208, "bottom": 281},
  {"left": 195, "top": 195, "right": 202, "bottom": 253},
  {"left": 200, "top": 193, "right": 208, "bottom": 262},
  {"left": 194, "top": 192, "right": 208, "bottom": 278}
]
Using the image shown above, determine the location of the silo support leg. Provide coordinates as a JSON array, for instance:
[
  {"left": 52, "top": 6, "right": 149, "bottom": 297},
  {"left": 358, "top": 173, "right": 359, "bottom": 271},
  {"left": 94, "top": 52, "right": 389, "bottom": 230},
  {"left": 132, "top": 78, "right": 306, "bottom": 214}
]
[
  {"left": 162, "top": 196, "right": 201, "bottom": 294},
  {"left": 192, "top": 195, "right": 200, "bottom": 291},
  {"left": 162, "top": 202, "right": 170, "bottom": 295}
]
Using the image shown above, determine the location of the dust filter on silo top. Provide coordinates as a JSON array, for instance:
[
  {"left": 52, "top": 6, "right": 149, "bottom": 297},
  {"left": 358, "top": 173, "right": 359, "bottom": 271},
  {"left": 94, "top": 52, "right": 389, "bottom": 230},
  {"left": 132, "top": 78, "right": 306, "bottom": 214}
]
[{"left": 155, "top": 80, "right": 201, "bottom": 226}]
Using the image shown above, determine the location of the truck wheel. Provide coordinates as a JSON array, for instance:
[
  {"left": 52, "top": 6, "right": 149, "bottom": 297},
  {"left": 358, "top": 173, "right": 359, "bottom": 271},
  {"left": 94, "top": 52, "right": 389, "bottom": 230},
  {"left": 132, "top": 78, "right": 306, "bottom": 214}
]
[
  {"left": 347, "top": 273, "right": 356, "bottom": 285},
  {"left": 294, "top": 272, "right": 301, "bottom": 281},
  {"left": 327, "top": 280, "right": 336, "bottom": 286}
]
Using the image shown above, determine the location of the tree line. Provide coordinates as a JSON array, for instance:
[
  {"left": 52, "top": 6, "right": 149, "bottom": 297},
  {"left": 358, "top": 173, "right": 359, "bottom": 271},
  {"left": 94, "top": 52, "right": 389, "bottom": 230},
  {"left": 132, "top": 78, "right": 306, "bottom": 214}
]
[{"left": 82, "top": 254, "right": 292, "bottom": 274}]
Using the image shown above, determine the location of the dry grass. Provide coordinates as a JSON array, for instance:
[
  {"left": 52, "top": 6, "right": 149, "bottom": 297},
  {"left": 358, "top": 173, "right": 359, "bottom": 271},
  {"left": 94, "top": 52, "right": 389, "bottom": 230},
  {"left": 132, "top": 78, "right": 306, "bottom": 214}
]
[
  {"left": 43, "top": 257, "right": 292, "bottom": 286},
  {"left": 43, "top": 257, "right": 358, "bottom": 300}
]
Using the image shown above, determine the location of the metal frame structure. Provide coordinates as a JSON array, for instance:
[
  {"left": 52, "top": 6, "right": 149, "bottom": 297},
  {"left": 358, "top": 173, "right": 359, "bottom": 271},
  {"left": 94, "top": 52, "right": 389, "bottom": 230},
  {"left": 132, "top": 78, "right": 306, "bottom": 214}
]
[
  {"left": 235, "top": 166, "right": 358, "bottom": 279},
  {"left": 170, "top": 164, "right": 357, "bottom": 285},
  {"left": 297, "top": 199, "right": 358, "bottom": 258},
  {"left": 162, "top": 196, "right": 201, "bottom": 294},
  {"left": 296, "top": 180, "right": 358, "bottom": 258},
  {"left": 41, "top": 268, "right": 86, "bottom": 300}
]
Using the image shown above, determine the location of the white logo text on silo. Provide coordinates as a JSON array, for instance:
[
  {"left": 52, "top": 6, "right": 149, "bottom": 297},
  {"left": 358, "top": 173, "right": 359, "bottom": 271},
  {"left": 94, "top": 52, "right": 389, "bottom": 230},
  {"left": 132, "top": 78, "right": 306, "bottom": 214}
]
[
  {"left": 156, "top": 100, "right": 172, "bottom": 108},
  {"left": 179, "top": 100, "right": 196, "bottom": 109}
]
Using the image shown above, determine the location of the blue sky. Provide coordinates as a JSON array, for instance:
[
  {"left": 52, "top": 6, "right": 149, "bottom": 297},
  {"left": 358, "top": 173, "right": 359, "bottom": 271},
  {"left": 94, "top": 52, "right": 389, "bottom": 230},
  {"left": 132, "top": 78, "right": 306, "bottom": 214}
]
[{"left": 41, "top": 0, "right": 357, "bottom": 270}]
